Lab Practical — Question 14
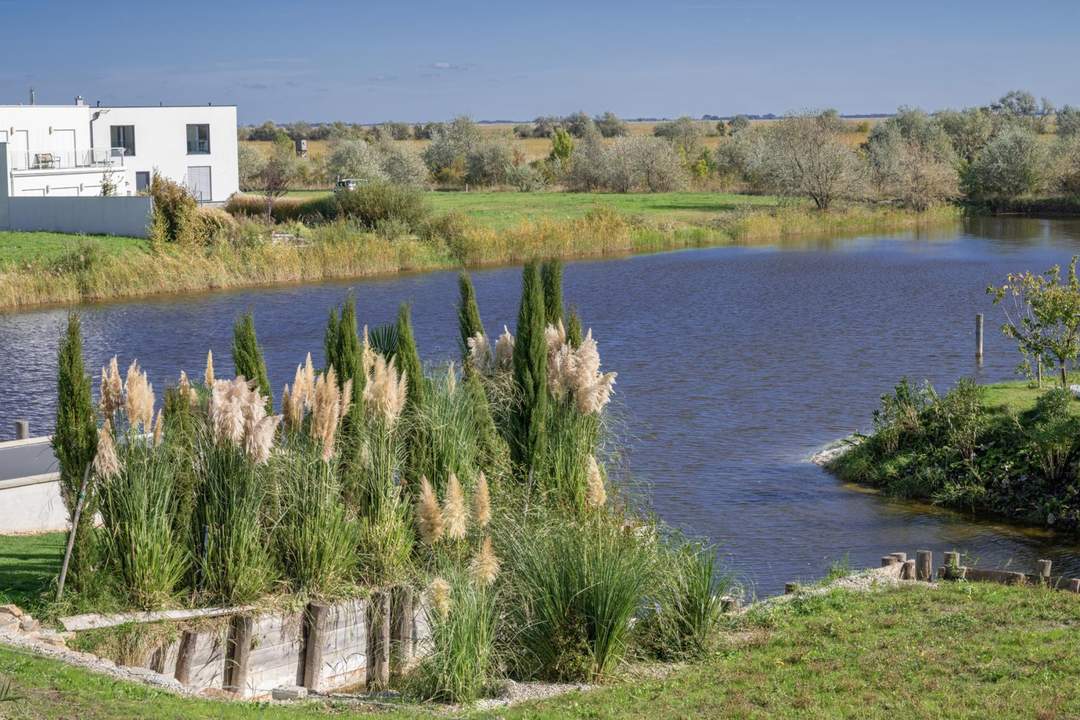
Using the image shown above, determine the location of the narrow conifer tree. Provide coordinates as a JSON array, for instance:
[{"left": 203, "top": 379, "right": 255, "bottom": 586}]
[
  {"left": 566, "top": 307, "right": 584, "bottom": 348},
  {"left": 541, "top": 259, "right": 564, "bottom": 327},
  {"left": 232, "top": 312, "right": 272, "bottom": 412},
  {"left": 52, "top": 313, "right": 98, "bottom": 589},
  {"left": 326, "top": 295, "right": 364, "bottom": 396},
  {"left": 457, "top": 272, "right": 485, "bottom": 362},
  {"left": 396, "top": 303, "right": 425, "bottom": 411},
  {"left": 511, "top": 262, "right": 548, "bottom": 473}
]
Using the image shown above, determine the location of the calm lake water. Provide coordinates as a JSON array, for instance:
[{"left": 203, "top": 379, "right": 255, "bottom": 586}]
[{"left": 4, "top": 216, "right": 1080, "bottom": 595}]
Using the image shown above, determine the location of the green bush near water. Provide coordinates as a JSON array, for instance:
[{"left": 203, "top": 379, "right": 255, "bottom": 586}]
[{"left": 830, "top": 377, "right": 1080, "bottom": 530}]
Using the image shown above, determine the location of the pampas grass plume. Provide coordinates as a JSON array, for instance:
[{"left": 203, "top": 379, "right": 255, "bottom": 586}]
[
  {"left": 416, "top": 475, "right": 444, "bottom": 544},
  {"left": 473, "top": 471, "right": 491, "bottom": 529},
  {"left": 443, "top": 472, "right": 468, "bottom": 541},
  {"left": 469, "top": 536, "right": 500, "bottom": 588}
]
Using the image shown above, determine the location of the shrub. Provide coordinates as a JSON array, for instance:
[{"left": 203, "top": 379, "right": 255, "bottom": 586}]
[
  {"left": 231, "top": 312, "right": 272, "bottom": 411},
  {"left": 750, "top": 112, "right": 866, "bottom": 209},
  {"left": 424, "top": 116, "right": 482, "bottom": 178},
  {"left": 594, "top": 111, "right": 628, "bottom": 138},
  {"left": 1023, "top": 388, "right": 1079, "bottom": 488},
  {"left": 1054, "top": 136, "right": 1080, "bottom": 196},
  {"left": 653, "top": 116, "right": 706, "bottom": 156},
  {"left": 149, "top": 173, "right": 200, "bottom": 245},
  {"left": 964, "top": 125, "right": 1046, "bottom": 203},
  {"left": 565, "top": 126, "right": 609, "bottom": 192},
  {"left": 465, "top": 141, "right": 513, "bottom": 187},
  {"left": 506, "top": 163, "right": 546, "bottom": 192},
  {"left": 195, "top": 207, "right": 239, "bottom": 243},
  {"left": 1058, "top": 105, "right": 1080, "bottom": 138},
  {"left": 324, "top": 139, "right": 388, "bottom": 184},
  {"left": 237, "top": 143, "right": 265, "bottom": 191},
  {"left": 609, "top": 136, "right": 687, "bottom": 192},
  {"left": 335, "top": 183, "right": 429, "bottom": 231},
  {"left": 376, "top": 140, "right": 429, "bottom": 187},
  {"left": 935, "top": 107, "right": 994, "bottom": 164}
]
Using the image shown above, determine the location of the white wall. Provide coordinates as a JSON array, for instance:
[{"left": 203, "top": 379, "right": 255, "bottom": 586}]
[
  {"left": 0, "top": 143, "right": 152, "bottom": 237},
  {"left": 0, "top": 106, "right": 92, "bottom": 170},
  {"left": 91, "top": 106, "right": 239, "bottom": 202}
]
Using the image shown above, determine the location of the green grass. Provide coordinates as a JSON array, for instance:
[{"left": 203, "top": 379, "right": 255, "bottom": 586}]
[
  {"left": 0, "top": 581, "right": 1075, "bottom": 718},
  {"left": 0, "top": 533, "right": 63, "bottom": 614},
  {"left": 0, "top": 232, "right": 147, "bottom": 267},
  {"left": 982, "top": 375, "right": 1080, "bottom": 415},
  {"left": 425, "top": 191, "right": 782, "bottom": 230}
]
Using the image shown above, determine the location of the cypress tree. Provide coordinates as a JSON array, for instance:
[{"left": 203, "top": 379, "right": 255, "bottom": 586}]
[
  {"left": 326, "top": 295, "right": 364, "bottom": 396},
  {"left": 457, "top": 272, "right": 485, "bottom": 362},
  {"left": 52, "top": 313, "right": 98, "bottom": 589},
  {"left": 396, "top": 303, "right": 425, "bottom": 411},
  {"left": 511, "top": 262, "right": 548, "bottom": 473},
  {"left": 566, "top": 307, "right": 584, "bottom": 348},
  {"left": 541, "top": 258, "right": 564, "bottom": 327},
  {"left": 232, "top": 312, "right": 272, "bottom": 412}
]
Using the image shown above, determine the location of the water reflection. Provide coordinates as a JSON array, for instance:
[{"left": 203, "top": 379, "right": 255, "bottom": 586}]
[{"left": 2, "top": 217, "right": 1080, "bottom": 594}]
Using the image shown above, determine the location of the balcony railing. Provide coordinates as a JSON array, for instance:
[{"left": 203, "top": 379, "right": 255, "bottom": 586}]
[{"left": 7, "top": 147, "right": 125, "bottom": 172}]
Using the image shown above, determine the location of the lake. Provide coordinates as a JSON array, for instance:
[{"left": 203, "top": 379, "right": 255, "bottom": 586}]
[{"left": 3, "top": 215, "right": 1080, "bottom": 595}]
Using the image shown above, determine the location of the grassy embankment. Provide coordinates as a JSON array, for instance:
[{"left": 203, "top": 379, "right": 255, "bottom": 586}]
[
  {"left": 830, "top": 375, "right": 1080, "bottom": 532},
  {"left": 0, "top": 531, "right": 1076, "bottom": 719},
  {"left": 0, "top": 192, "right": 958, "bottom": 310}
]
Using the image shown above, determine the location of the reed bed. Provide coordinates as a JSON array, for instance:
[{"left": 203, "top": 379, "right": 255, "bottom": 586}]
[{"left": 0, "top": 203, "right": 959, "bottom": 310}]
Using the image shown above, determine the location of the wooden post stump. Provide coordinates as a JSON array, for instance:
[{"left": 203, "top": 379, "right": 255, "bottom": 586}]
[
  {"left": 1037, "top": 559, "right": 1053, "bottom": 585},
  {"left": 174, "top": 630, "right": 196, "bottom": 685},
  {"left": 367, "top": 591, "right": 391, "bottom": 691},
  {"left": 784, "top": 582, "right": 798, "bottom": 594},
  {"left": 302, "top": 603, "right": 329, "bottom": 691},
  {"left": 890, "top": 552, "right": 907, "bottom": 563},
  {"left": 391, "top": 586, "right": 415, "bottom": 672},
  {"left": 14, "top": 420, "right": 29, "bottom": 440},
  {"left": 881, "top": 556, "right": 898, "bottom": 568},
  {"left": 916, "top": 550, "right": 933, "bottom": 581},
  {"left": 901, "top": 559, "right": 916, "bottom": 580},
  {"left": 1069, "top": 579, "right": 1080, "bottom": 593},
  {"left": 975, "top": 314, "right": 984, "bottom": 363},
  {"left": 224, "top": 616, "right": 253, "bottom": 695}
]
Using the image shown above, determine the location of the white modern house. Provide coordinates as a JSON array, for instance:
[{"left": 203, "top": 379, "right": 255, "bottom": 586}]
[{"left": 0, "top": 97, "right": 238, "bottom": 236}]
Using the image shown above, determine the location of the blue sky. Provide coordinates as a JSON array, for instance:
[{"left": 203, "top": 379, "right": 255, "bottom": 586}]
[{"left": 1, "top": 0, "right": 1077, "bottom": 124}]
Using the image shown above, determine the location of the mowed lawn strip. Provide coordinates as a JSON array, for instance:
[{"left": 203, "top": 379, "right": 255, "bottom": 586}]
[
  {"left": 0, "top": 544, "right": 1075, "bottom": 720},
  {"left": 0, "top": 232, "right": 147, "bottom": 267}
]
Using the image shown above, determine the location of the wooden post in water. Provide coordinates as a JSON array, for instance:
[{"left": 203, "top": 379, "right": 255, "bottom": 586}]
[
  {"left": 943, "top": 551, "right": 961, "bottom": 577},
  {"left": 14, "top": 420, "right": 29, "bottom": 440},
  {"left": 975, "top": 314, "right": 984, "bottom": 364},
  {"left": 890, "top": 552, "right": 907, "bottom": 563},
  {"left": 916, "top": 550, "right": 933, "bottom": 581},
  {"left": 901, "top": 560, "right": 916, "bottom": 580}
]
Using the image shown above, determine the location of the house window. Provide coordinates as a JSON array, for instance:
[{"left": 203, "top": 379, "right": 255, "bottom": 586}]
[
  {"left": 186, "top": 124, "right": 210, "bottom": 154},
  {"left": 136, "top": 171, "right": 151, "bottom": 193},
  {"left": 110, "top": 125, "right": 136, "bottom": 156}
]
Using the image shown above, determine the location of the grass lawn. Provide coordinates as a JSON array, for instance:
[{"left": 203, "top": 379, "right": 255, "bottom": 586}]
[
  {"left": 425, "top": 191, "right": 781, "bottom": 230},
  {"left": 0, "top": 533, "right": 63, "bottom": 615},
  {"left": 982, "top": 375, "right": 1080, "bottom": 415},
  {"left": 0, "top": 528, "right": 1076, "bottom": 720},
  {"left": 0, "top": 231, "right": 147, "bottom": 267}
]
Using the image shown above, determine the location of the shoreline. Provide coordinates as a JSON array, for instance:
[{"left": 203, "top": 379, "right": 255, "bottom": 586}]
[{"left": 0, "top": 204, "right": 959, "bottom": 312}]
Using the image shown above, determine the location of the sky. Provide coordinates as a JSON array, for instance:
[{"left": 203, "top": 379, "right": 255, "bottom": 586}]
[{"left": 1, "top": 0, "right": 1078, "bottom": 125}]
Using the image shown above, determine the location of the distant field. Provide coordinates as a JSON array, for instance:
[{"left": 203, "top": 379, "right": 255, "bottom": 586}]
[{"left": 0, "top": 231, "right": 147, "bottom": 267}]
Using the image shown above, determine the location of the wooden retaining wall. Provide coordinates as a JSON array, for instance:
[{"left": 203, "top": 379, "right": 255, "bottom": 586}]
[{"left": 109, "top": 589, "right": 431, "bottom": 699}]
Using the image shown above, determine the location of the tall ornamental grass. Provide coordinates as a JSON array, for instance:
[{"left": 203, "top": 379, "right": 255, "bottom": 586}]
[
  {"left": 405, "top": 575, "right": 497, "bottom": 703},
  {"left": 96, "top": 443, "right": 187, "bottom": 610},
  {"left": 639, "top": 542, "right": 730, "bottom": 659},
  {"left": 274, "top": 451, "right": 356, "bottom": 597},
  {"left": 501, "top": 514, "right": 658, "bottom": 681}
]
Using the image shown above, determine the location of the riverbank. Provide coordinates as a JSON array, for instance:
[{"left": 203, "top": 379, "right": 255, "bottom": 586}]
[
  {"left": 0, "top": 200, "right": 958, "bottom": 310},
  {"left": 0, "top": 550, "right": 1075, "bottom": 718},
  {"left": 827, "top": 377, "right": 1080, "bottom": 533}
]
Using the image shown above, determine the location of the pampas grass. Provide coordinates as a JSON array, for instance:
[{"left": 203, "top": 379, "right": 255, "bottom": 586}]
[
  {"left": 473, "top": 471, "right": 491, "bottom": 528},
  {"left": 416, "top": 475, "right": 444, "bottom": 545},
  {"left": 443, "top": 472, "right": 468, "bottom": 541},
  {"left": 93, "top": 419, "right": 121, "bottom": 480},
  {"left": 468, "top": 537, "right": 500, "bottom": 588},
  {"left": 407, "top": 575, "right": 496, "bottom": 703}
]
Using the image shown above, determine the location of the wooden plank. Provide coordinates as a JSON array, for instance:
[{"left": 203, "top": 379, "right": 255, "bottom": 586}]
[
  {"left": 59, "top": 605, "right": 255, "bottom": 632},
  {"left": 174, "top": 630, "right": 197, "bottom": 685}
]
